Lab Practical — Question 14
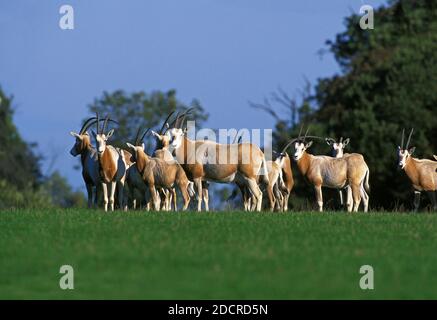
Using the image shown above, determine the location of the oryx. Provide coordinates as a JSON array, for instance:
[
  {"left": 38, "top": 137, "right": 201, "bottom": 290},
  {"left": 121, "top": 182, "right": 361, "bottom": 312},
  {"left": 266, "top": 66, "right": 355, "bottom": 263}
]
[{"left": 397, "top": 129, "right": 437, "bottom": 211}]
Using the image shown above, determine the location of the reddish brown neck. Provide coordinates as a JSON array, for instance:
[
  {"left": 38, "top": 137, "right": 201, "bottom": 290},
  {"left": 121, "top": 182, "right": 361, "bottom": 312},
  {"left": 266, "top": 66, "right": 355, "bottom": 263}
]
[
  {"left": 404, "top": 157, "right": 419, "bottom": 184},
  {"left": 135, "top": 149, "right": 150, "bottom": 174},
  {"left": 297, "top": 151, "right": 311, "bottom": 176},
  {"left": 98, "top": 147, "right": 116, "bottom": 183}
]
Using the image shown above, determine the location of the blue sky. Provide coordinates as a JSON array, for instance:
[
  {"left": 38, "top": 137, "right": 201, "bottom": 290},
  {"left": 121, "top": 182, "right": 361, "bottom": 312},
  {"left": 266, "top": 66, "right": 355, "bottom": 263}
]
[{"left": 0, "top": 0, "right": 386, "bottom": 190}]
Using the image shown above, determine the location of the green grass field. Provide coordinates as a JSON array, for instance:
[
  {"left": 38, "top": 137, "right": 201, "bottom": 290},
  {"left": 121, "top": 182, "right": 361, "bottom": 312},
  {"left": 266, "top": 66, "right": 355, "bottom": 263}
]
[{"left": 1, "top": 209, "right": 437, "bottom": 299}]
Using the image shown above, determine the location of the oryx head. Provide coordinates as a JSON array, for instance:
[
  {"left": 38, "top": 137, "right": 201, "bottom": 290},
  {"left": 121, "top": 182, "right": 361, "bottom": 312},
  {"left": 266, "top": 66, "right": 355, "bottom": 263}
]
[
  {"left": 70, "top": 117, "right": 100, "bottom": 156},
  {"left": 151, "top": 130, "right": 171, "bottom": 149},
  {"left": 126, "top": 142, "right": 146, "bottom": 163},
  {"left": 165, "top": 108, "right": 193, "bottom": 152},
  {"left": 292, "top": 140, "right": 313, "bottom": 161},
  {"left": 282, "top": 126, "right": 315, "bottom": 162},
  {"left": 272, "top": 151, "right": 287, "bottom": 168},
  {"left": 325, "top": 137, "right": 350, "bottom": 158},
  {"left": 397, "top": 128, "right": 415, "bottom": 169},
  {"left": 129, "top": 127, "right": 150, "bottom": 163},
  {"left": 91, "top": 113, "right": 117, "bottom": 155}
]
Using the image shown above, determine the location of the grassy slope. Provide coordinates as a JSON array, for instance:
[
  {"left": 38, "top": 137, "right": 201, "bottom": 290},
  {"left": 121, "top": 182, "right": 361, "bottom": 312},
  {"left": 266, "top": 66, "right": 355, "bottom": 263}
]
[{"left": 1, "top": 209, "right": 437, "bottom": 299}]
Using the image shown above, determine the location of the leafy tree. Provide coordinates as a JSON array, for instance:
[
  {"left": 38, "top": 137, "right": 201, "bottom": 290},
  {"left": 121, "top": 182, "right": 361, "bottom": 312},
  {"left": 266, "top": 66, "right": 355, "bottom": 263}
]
[
  {"left": 41, "top": 171, "right": 86, "bottom": 208},
  {"left": 0, "top": 87, "right": 42, "bottom": 191}
]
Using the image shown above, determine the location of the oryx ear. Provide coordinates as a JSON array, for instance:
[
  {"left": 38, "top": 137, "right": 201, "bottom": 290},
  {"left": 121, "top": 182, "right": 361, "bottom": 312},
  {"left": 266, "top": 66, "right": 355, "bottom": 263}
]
[
  {"left": 126, "top": 143, "right": 135, "bottom": 150},
  {"left": 151, "top": 130, "right": 160, "bottom": 138},
  {"left": 433, "top": 155, "right": 437, "bottom": 161},
  {"left": 325, "top": 138, "right": 333, "bottom": 146},
  {"left": 106, "top": 129, "right": 114, "bottom": 139},
  {"left": 305, "top": 141, "right": 313, "bottom": 149},
  {"left": 70, "top": 132, "right": 81, "bottom": 139},
  {"left": 343, "top": 138, "right": 350, "bottom": 146},
  {"left": 141, "top": 143, "right": 146, "bottom": 151},
  {"left": 408, "top": 146, "right": 416, "bottom": 154}
]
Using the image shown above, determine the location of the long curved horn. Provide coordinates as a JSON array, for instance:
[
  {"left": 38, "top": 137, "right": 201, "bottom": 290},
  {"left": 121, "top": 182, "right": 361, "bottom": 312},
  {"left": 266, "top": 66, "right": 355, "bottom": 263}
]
[
  {"left": 96, "top": 113, "right": 100, "bottom": 134},
  {"left": 79, "top": 117, "right": 97, "bottom": 134},
  {"left": 325, "top": 137, "right": 336, "bottom": 145},
  {"left": 160, "top": 111, "right": 176, "bottom": 134},
  {"left": 176, "top": 107, "right": 195, "bottom": 129},
  {"left": 140, "top": 128, "right": 151, "bottom": 144},
  {"left": 168, "top": 111, "right": 182, "bottom": 129},
  {"left": 400, "top": 128, "right": 405, "bottom": 149},
  {"left": 134, "top": 126, "right": 143, "bottom": 146},
  {"left": 297, "top": 125, "right": 303, "bottom": 139},
  {"left": 281, "top": 138, "right": 300, "bottom": 154},
  {"left": 303, "top": 127, "right": 310, "bottom": 142},
  {"left": 405, "top": 128, "right": 414, "bottom": 150},
  {"left": 102, "top": 114, "right": 110, "bottom": 134}
]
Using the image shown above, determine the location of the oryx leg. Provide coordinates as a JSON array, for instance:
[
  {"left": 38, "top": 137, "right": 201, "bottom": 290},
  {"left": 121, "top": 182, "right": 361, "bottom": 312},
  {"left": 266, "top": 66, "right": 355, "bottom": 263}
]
[
  {"left": 274, "top": 184, "right": 282, "bottom": 211},
  {"left": 346, "top": 186, "right": 353, "bottom": 212},
  {"left": 351, "top": 184, "right": 361, "bottom": 212},
  {"left": 338, "top": 189, "right": 344, "bottom": 208},
  {"left": 202, "top": 188, "right": 209, "bottom": 211},
  {"left": 427, "top": 191, "right": 436, "bottom": 211},
  {"left": 179, "top": 183, "right": 190, "bottom": 211},
  {"left": 116, "top": 181, "right": 126, "bottom": 211},
  {"left": 171, "top": 188, "right": 178, "bottom": 211},
  {"left": 94, "top": 184, "right": 102, "bottom": 207},
  {"left": 314, "top": 184, "right": 323, "bottom": 212},
  {"left": 282, "top": 192, "right": 290, "bottom": 211},
  {"left": 85, "top": 183, "right": 93, "bottom": 208},
  {"left": 108, "top": 181, "right": 117, "bottom": 211},
  {"left": 267, "top": 183, "right": 275, "bottom": 212},
  {"left": 194, "top": 178, "right": 203, "bottom": 212},
  {"left": 101, "top": 183, "right": 109, "bottom": 212},
  {"left": 413, "top": 190, "right": 421, "bottom": 212},
  {"left": 246, "top": 178, "right": 262, "bottom": 211},
  {"left": 202, "top": 181, "right": 209, "bottom": 211},
  {"left": 149, "top": 185, "right": 160, "bottom": 211},
  {"left": 360, "top": 187, "right": 369, "bottom": 212}
]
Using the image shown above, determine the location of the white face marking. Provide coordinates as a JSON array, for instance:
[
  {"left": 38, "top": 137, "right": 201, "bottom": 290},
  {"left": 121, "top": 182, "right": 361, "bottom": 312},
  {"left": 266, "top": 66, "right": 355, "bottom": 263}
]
[
  {"left": 293, "top": 142, "right": 306, "bottom": 161},
  {"left": 397, "top": 147, "right": 410, "bottom": 169},
  {"left": 95, "top": 134, "right": 108, "bottom": 154},
  {"left": 332, "top": 142, "right": 344, "bottom": 158},
  {"left": 168, "top": 128, "right": 184, "bottom": 151}
]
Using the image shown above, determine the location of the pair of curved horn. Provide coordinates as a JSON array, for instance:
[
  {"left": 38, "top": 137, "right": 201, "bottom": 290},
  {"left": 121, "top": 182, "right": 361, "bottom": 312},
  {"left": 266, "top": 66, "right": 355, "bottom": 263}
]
[
  {"left": 79, "top": 116, "right": 118, "bottom": 135},
  {"left": 400, "top": 128, "right": 414, "bottom": 149},
  {"left": 95, "top": 113, "right": 119, "bottom": 134},
  {"left": 134, "top": 127, "right": 150, "bottom": 146},
  {"left": 168, "top": 107, "right": 195, "bottom": 130},
  {"left": 79, "top": 117, "right": 97, "bottom": 134},
  {"left": 159, "top": 111, "right": 176, "bottom": 134}
]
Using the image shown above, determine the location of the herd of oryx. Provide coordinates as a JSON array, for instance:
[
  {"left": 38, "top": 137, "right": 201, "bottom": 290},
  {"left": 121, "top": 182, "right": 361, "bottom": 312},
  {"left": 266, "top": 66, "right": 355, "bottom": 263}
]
[{"left": 70, "top": 110, "right": 437, "bottom": 212}]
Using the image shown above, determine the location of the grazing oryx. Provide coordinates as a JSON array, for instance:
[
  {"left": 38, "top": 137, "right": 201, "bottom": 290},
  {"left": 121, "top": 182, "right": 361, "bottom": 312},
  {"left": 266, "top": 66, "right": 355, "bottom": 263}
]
[
  {"left": 92, "top": 114, "right": 132, "bottom": 212},
  {"left": 397, "top": 129, "right": 437, "bottom": 211},
  {"left": 166, "top": 112, "right": 273, "bottom": 212},
  {"left": 70, "top": 117, "right": 104, "bottom": 208},
  {"left": 286, "top": 129, "right": 369, "bottom": 212},
  {"left": 126, "top": 136, "right": 193, "bottom": 211},
  {"left": 325, "top": 137, "right": 370, "bottom": 211}
]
